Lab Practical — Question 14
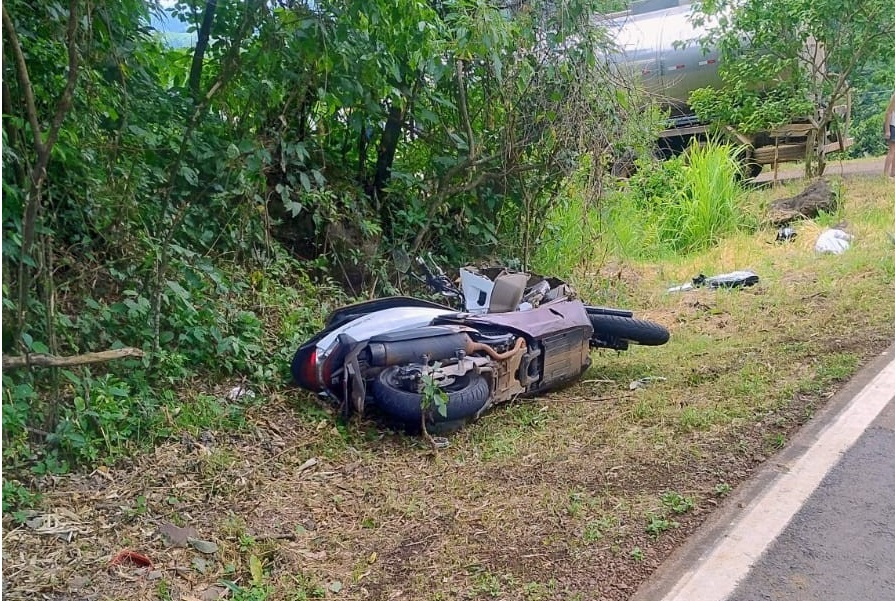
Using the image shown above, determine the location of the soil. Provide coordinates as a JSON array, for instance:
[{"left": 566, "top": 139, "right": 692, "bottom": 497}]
[
  {"left": 753, "top": 155, "right": 886, "bottom": 185},
  {"left": 5, "top": 328, "right": 893, "bottom": 601}
]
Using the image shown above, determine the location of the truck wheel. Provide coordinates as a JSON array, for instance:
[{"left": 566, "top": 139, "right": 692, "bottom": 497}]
[{"left": 372, "top": 368, "right": 491, "bottom": 425}]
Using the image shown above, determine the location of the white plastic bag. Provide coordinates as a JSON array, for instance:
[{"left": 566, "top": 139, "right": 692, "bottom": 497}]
[{"left": 814, "top": 229, "right": 853, "bottom": 255}]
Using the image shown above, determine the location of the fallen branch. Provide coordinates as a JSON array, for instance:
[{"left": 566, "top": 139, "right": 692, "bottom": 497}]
[{"left": 2, "top": 347, "right": 144, "bottom": 370}]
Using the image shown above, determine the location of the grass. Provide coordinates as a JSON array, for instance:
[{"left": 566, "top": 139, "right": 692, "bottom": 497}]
[{"left": 3, "top": 172, "right": 894, "bottom": 601}]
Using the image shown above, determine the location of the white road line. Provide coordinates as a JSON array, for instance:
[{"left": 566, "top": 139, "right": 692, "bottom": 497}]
[{"left": 662, "top": 353, "right": 895, "bottom": 601}]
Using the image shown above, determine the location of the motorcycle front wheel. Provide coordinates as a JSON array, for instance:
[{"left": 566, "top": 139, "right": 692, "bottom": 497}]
[
  {"left": 589, "top": 314, "right": 670, "bottom": 346},
  {"left": 371, "top": 368, "right": 491, "bottom": 425}
]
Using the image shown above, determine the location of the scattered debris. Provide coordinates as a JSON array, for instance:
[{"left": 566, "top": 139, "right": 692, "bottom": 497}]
[
  {"left": 109, "top": 550, "right": 153, "bottom": 568},
  {"left": 191, "top": 556, "right": 209, "bottom": 574},
  {"left": 69, "top": 575, "right": 91, "bottom": 590},
  {"left": 667, "top": 271, "right": 759, "bottom": 292},
  {"left": 629, "top": 376, "right": 667, "bottom": 390},
  {"left": 24, "top": 510, "right": 87, "bottom": 542},
  {"left": 769, "top": 179, "right": 837, "bottom": 225},
  {"left": 815, "top": 229, "right": 853, "bottom": 255},
  {"left": 226, "top": 385, "right": 256, "bottom": 401},
  {"left": 198, "top": 584, "right": 230, "bottom": 600},
  {"left": 430, "top": 437, "right": 450, "bottom": 450},
  {"left": 776, "top": 226, "right": 797, "bottom": 243},
  {"left": 297, "top": 457, "right": 319, "bottom": 473}
]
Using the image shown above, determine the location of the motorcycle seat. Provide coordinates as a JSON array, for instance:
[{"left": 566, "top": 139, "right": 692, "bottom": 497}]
[{"left": 489, "top": 272, "right": 528, "bottom": 313}]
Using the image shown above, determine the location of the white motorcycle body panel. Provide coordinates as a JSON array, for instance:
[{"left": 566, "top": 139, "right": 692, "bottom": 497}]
[{"left": 315, "top": 306, "right": 456, "bottom": 356}]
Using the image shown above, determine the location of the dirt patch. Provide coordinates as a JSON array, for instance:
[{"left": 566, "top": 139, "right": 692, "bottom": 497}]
[{"left": 6, "top": 332, "right": 893, "bottom": 601}]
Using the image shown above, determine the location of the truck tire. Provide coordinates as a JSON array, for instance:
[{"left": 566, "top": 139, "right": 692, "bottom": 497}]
[
  {"left": 371, "top": 368, "right": 491, "bottom": 425},
  {"left": 589, "top": 314, "right": 670, "bottom": 346}
]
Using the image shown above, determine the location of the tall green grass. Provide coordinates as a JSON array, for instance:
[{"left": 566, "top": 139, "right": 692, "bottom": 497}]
[
  {"left": 532, "top": 192, "right": 600, "bottom": 278},
  {"left": 535, "top": 140, "right": 755, "bottom": 270}
]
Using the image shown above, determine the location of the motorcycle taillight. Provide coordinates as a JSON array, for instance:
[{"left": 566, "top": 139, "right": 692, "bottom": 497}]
[{"left": 292, "top": 346, "right": 321, "bottom": 392}]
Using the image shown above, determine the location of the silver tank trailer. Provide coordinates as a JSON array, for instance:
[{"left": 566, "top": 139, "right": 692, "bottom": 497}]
[{"left": 609, "top": 3, "right": 723, "bottom": 117}]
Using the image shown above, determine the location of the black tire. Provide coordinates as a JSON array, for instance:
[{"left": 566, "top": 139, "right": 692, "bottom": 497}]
[
  {"left": 371, "top": 368, "right": 491, "bottom": 425},
  {"left": 589, "top": 314, "right": 669, "bottom": 346}
]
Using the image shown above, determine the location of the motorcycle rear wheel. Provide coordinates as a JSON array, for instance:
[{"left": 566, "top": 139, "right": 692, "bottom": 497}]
[
  {"left": 372, "top": 368, "right": 491, "bottom": 425},
  {"left": 589, "top": 314, "right": 670, "bottom": 346}
]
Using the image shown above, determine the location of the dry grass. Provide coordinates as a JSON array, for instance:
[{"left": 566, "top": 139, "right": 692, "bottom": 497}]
[{"left": 3, "top": 174, "right": 895, "bottom": 601}]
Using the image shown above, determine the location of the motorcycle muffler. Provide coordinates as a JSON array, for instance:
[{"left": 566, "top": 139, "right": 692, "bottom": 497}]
[
  {"left": 366, "top": 332, "right": 526, "bottom": 367},
  {"left": 366, "top": 332, "right": 472, "bottom": 367}
]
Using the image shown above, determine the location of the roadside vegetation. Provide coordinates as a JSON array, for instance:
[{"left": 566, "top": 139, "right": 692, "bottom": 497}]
[
  {"left": 3, "top": 0, "right": 895, "bottom": 600},
  {"left": 5, "top": 165, "right": 894, "bottom": 600}
]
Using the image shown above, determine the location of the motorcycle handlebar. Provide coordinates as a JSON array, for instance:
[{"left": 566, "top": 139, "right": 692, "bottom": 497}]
[{"left": 410, "top": 255, "right": 463, "bottom": 303}]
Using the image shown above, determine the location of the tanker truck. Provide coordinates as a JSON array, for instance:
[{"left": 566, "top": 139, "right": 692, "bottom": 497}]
[{"left": 608, "top": 0, "right": 853, "bottom": 176}]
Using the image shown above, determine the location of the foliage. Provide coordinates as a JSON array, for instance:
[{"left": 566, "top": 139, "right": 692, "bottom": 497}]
[
  {"left": 660, "top": 491, "right": 695, "bottom": 514},
  {"left": 613, "top": 139, "right": 751, "bottom": 256},
  {"left": 838, "top": 61, "right": 895, "bottom": 158},
  {"left": 692, "top": 0, "right": 895, "bottom": 173},
  {"left": 645, "top": 512, "right": 679, "bottom": 538},
  {"left": 419, "top": 363, "right": 450, "bottom": 420},
  {"left": 1, "top": 0, "right": 661, "bottom": 499},
  {"left": 689, "top": 85, "right": 815, "bottom": 135}
]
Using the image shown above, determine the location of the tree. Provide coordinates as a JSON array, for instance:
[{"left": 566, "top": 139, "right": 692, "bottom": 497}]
[{"left": 692, "top": 0, "right": 895, "bottom": 176}]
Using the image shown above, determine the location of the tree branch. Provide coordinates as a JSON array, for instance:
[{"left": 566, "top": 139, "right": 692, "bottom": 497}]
[
  {"left": 455, "top": 58, "right": 476, "bottom": 160},
  {"left": 4, "top": 0, "right": 81, "bottom": 342},
  {"left": 2, "top": 4, "right": 44, "bottom": 156},
  {"left": 44, "top": 0, "right": 80, "bottom": 155},
  {"left": 3, "top": 348, "right": 145, "bottom": 370},
  {"left": 189, "top": 0, "right": 218, "bottom": 99}
]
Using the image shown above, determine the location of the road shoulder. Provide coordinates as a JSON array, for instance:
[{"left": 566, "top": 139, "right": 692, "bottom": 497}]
[{"left": 631, "top": 341, "right": 895, "bottom": 601}]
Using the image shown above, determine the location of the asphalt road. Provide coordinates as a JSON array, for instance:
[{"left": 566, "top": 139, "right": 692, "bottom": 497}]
[{"left": 729, "top": 404, "right": 895, "bottom": 601}]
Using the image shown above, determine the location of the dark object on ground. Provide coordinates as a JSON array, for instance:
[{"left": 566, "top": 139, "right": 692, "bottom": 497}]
[
  {"left": 695, "top": 271, "right": 760, "bottom": 289},
  {"left": 776, "top": 226, "right": 797, "bottom": 243},
  {"left": 668, "top": 271, "right": 760, "bottom": 292},
  {"left": 769, "top": 179, "right": 837, "bottom": 225}
]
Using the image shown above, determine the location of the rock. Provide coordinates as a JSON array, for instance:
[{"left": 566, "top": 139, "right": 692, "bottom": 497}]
[
  {"left": 159, "top": 523, "right": 199, "bottom": 548},
  {"left": 187, "top": 537, "right": 219, "bottom": 554},
  {"left": 768, "top": 179, "right": 837, "bottom": 225}
]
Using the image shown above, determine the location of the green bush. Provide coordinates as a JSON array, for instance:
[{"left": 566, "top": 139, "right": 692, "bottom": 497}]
[
  {"left": 530, "top": 140, "right": 751, "bottom": 269},
  {"left": 613, "top": 140, "right": 752, "bottom": 257}
]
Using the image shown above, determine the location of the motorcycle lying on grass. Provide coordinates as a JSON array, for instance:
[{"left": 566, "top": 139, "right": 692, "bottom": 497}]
[{"left": 291, "top": 255, "right": 669, "bottom": 433}]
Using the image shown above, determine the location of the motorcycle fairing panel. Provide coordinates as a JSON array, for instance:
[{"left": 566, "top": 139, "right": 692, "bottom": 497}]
[{"left": 436, "top": 298, "right": 591, "bottom": 339}]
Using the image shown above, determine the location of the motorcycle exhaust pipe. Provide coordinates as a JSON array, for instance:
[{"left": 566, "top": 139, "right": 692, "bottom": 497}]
[
  {"left": 367, "top": 334, "right": 526, "bottom": 367},
  {"left": 366, "top": 332, "right": 472, "bottom": 367}
]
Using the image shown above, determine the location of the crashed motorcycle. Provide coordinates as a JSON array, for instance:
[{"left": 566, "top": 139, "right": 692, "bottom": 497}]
[{"left": 291, "top": 257, "right": 669, "bottom": 429}]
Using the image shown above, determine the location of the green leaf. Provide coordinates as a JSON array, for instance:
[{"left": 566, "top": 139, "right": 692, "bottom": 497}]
[
  {"left": 179, "top": 165, "right": 198, "bottom": 187},
  {"left": 30, "top": 340, "right": 50, "bottom": 354},
  {"left": 187, "top": 538, "right": 218, "bottom": 554},
  {"left": 249, "top": 554, "right": 264, "bottom": 586},
  {"left": 165, "top": 280, "right": 190, "bottom": 301},
  {"left": 299, "top": 172, "right": 311, "bottom": 192}
]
